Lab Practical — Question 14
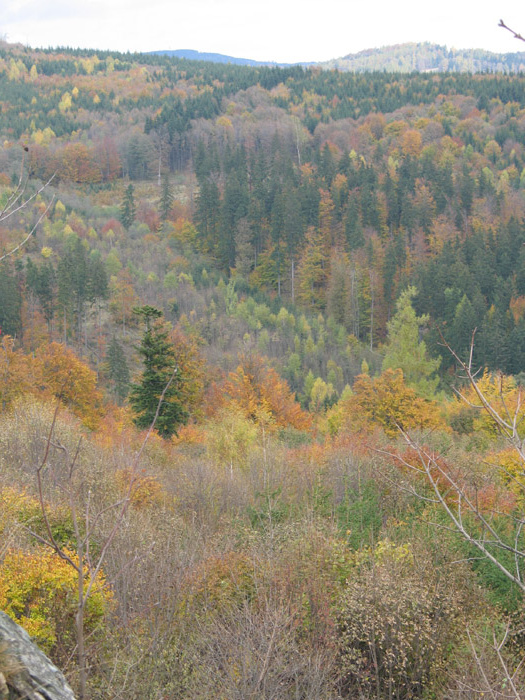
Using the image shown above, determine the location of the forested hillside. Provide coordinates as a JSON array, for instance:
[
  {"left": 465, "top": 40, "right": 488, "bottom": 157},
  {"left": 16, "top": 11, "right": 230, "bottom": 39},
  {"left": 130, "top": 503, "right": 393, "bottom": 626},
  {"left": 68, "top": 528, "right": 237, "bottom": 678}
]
[
  {"left": 324, "top": 42, "right": 525, "bottom": 73},
  {"left": 1, "top": 40, "right": 525, "bottom": 699}
]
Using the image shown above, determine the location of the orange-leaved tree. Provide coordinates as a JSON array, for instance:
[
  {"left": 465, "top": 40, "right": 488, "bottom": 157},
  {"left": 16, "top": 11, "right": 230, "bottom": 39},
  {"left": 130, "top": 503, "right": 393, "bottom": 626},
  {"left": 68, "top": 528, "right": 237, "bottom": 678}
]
[
  {"left": 0, "top": 335, "right": 30, "bottom": 410},
  {"left": 32, "top": 342, "right": 103, "bottom": 429},
  {"left": 0, "top": 337, "right": 103, "bottom": 428},
  {"left": 222, "top": 354, "right": 312, "bottom": 431}
]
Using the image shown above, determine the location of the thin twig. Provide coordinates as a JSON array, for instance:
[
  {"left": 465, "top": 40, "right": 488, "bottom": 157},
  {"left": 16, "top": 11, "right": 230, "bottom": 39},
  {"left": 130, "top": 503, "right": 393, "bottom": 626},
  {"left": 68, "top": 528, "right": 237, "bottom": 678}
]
[
  {"left": 466, "top": 628, "right": 497, "bottom": 700},
  {"left": 0, "top": 190, "right": 56, "bottom": 263},
  {"left": 499, "top": 19, "right": 525, "bottom": 43},
  {"left": 493, "top": 627, "right": 522, "bottom": 700}
]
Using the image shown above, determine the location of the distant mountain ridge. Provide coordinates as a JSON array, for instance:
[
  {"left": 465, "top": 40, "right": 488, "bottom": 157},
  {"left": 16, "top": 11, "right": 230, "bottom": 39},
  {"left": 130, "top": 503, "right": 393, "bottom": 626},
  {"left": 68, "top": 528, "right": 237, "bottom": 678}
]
[
  {"left": 323, "top": 42, "right": 525, "bottom": 73},
  {"left": 150, "top": 43, "right": 525, "bottom": 73},
  {"left": 149, "top": 49, "right": 313, "bottom": 68}
]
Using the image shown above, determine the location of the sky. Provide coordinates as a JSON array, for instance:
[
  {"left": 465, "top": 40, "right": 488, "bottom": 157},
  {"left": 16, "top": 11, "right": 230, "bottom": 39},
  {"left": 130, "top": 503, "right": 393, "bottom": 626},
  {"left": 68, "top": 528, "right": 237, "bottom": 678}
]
[{"left": 2, "top": 0, "right": 524, "bottom": 64}]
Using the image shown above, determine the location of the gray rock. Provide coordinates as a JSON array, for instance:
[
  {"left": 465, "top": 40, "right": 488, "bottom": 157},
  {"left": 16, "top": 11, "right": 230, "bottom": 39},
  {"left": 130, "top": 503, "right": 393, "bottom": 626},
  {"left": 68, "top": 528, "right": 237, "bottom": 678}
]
[{"left": 0, "top": 612, "right": 76, "bottom": 700}]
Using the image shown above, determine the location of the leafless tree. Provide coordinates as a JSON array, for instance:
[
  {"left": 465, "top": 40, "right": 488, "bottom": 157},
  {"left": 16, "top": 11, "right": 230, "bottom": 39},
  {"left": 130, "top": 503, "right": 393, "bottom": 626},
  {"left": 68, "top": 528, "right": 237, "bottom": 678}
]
[
  {"left": 382, "top": 333, "right": 525, "bottom": 593},
  {"left": 0, "top": 151, "right": 55, "bottom": 263},
  {"left": 447, "top": 623, "right": 525, "bottom": 699},
  {"left": 28, "top": 370, "right": 177, "bottom": 699}
]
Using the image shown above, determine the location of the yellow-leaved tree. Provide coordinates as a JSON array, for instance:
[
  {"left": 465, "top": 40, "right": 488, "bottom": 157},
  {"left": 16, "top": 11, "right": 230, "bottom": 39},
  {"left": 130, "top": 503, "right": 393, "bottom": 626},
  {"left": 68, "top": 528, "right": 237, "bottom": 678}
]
[
  {"left": 342, "top": 368, "right": 444, "bottom": 437},
  {"left": 0, "top": 548, "right": 111, "bottom": 660}
]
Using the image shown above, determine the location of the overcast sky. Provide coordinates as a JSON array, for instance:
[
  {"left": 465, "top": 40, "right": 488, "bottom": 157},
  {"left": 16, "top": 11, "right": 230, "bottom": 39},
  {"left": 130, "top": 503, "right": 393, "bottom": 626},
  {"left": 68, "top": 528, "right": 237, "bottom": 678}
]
[{"left": 2, "top": 0, "right": 524, "bottom": 63}]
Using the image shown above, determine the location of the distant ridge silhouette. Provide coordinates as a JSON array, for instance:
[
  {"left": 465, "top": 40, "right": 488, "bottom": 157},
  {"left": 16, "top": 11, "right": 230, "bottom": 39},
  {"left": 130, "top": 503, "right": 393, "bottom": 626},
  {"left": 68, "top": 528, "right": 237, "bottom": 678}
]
[{"left": 149, "top": 43, "right": 525, "bottom": 73}]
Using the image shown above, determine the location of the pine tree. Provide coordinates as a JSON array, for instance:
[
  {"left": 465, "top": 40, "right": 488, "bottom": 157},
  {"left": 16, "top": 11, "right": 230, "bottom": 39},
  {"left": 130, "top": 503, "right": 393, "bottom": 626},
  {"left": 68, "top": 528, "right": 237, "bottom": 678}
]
[
  {"left": 327, "top": 251, "right": 350, "bottom": 327},
  {"left": 120, "top": 184, "right": 136, "bottom": 230},
  {"left": 345, "top": 194, "right": 364, "bottom": 250},
  {"left": 87, "top": 251, "right": 109, "bottom": 303},
  {"left": 0, "top": 262, "right": 22, "bottom": 337},
  {"left": 129, "top": 307, "right": 188, "bottom": 438},
  {"left": 234, "top": 218, "right": 254, "bottom": 280},
  {"left": 449, "top": 294, "right": 478, "bottom": 363},
  {"left": 106, "top": 336, "right": 130, "bottom": 404},
  {"left": 219, "top": 170, "right": 249, "bottom": 271},
  {"left": 26, "top": 259, "right": 56, "bottom": 324},
  {"left": 159, "top": 173, "right": 174, "bottom": 221},
  {"left": 195, "top": 178, "right": 221, "bottom": 253},
  {"left": 57, "top": 236, "right": 89, "bottom": 341}
]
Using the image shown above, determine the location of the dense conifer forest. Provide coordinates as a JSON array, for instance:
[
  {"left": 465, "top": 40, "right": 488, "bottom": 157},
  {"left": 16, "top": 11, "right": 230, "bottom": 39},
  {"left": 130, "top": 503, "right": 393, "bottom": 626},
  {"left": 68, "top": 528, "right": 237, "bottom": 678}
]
[{"left": 1, "top": 40, "right": 525, "bottom": 699}]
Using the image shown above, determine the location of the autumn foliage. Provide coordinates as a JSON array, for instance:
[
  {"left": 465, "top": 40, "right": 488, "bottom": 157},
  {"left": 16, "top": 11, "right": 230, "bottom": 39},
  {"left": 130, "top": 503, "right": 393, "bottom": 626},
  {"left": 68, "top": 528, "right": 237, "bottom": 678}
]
[
  {"left": 341, "top": 368, "right": 444, "bottom": 437},
  {"left": 0, "top": 335, "right": 103, "bottom": 428},
  {"left": 0, "top": 548, "right": 111, "bottom": 657},
  {"left": 221, "top": 354, "right": 312, "bottom": 431}
]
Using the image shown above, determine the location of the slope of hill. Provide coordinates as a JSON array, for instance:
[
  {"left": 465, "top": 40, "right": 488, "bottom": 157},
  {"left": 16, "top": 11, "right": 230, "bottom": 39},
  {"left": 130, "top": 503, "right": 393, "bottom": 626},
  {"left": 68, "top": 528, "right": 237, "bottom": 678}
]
[
  {"left": 149, "top": 48, "right": 288, "bottom": 66},
  {"left": 323, "top": 42, "right": 525, "bottom": 73}
]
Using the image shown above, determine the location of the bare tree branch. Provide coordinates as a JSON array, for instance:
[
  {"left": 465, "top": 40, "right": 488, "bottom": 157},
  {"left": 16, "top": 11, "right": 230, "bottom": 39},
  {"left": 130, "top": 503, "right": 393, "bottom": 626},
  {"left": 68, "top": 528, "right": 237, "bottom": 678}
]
[
  {"left": 28, "top": 366, "right": 179, "bottom": 698},
  {"left": 382, "top": 330, "right": 525, "bottom": 594},
  {"left": 0, "top": 171, "right": 56, "bottom": 263},
  {"left": 499, "top": 20, "right": 525, "bottom": 44}
]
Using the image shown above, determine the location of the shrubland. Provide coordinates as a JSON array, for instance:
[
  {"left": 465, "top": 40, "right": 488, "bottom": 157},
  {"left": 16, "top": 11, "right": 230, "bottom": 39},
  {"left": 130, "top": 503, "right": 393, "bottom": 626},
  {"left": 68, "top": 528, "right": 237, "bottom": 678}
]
[{"left": 1, "top": 351, "right": 524, "bottom": 697}]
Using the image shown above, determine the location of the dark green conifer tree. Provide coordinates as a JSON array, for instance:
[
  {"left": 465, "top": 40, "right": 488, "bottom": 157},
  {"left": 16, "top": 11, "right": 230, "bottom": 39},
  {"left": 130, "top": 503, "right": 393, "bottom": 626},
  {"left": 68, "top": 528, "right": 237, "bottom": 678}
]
[
  {"left": 129, "top": 307, "right": 188, "bottom": 438},
  {"left": 449, "top": 294, "right": 478, "bottom": 363},
  {"left": 360, "top": 181, "right": 381, "bottom": 231},
  {"left": 106, "top": 336, "right": 130, "bottom": 404},
  {"left": 57, "top": 236, "right": 89, "bottom": 340},
  {"left": 88, "top": 250, "right": 109, "bottom": 303},
  {"left": 159, "top": 173, "right": 174, "bottom": 221},
  {"left": 0, "top": 262, "right": 22, "bottom": 337},
  {"left": 219, "top": 170, "right": 249, "bottom": 271},
  {"left": 195, "top": 178, "right": 221, "bottom": 254},
  {"left": 26, "top": 259, "right": 56, "bottom": 324},
  {"left": 345, "top": 195, "right": 365, "bottom": 250},
  {"left": 120, "top": 184, "right": 136, "bottom": 230}
]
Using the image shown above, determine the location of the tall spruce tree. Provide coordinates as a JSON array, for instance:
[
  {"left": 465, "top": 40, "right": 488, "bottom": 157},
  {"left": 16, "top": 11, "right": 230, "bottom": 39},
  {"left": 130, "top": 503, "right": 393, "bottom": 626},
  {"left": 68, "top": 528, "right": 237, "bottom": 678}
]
[
  {"left": 129, "top": 307, "right": 188, "bottom": 438},
  {"left": 120, "top": 184, "right": 136, "bottom": 230},
  {"left": 345, "top": 194, "right": 364, "bottom": 250},
  {"left": 106, "top": 336, "right": 130, "bottom": 404},
  {"left": 26, "top": 259, "right": 56, "bottom": 324},
  {"left": 57, "top": 236, "right": 89, "bottom": 341},
  {"left": 159, "top": 173, "right": 174, "bottom": 221},
  {"left": 0, "top": 262, "right": 22, "bottom": 337}
]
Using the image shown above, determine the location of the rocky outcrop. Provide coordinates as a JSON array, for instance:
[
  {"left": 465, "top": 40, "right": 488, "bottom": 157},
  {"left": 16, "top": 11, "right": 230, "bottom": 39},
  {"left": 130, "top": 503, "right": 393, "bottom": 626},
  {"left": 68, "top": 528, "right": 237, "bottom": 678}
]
[{"left": 0, "top": 612, "right": 76, "bottom": 700}]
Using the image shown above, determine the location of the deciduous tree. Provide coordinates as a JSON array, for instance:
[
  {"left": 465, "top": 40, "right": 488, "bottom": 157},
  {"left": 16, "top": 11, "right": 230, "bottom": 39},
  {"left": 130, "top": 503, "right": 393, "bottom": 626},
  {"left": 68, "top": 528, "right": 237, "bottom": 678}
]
[
  {"left": 382, "top": 286, "right": 441, "bottom": 398},
  {"left": 344, "top": 368, "right": 442, "bottom": 437}
]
